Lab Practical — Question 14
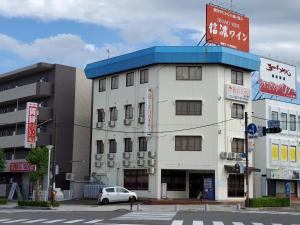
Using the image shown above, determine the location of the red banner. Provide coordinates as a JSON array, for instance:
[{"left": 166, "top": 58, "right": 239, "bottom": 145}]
[
  {"left": 10, "top": 162, "right": 36, "bottom": 172},
  {"left": 24, "top": 102, "right": 38, "bottom": 148},
  {"left": 206, "top": 4, "right": 249, "bottom": 52}
]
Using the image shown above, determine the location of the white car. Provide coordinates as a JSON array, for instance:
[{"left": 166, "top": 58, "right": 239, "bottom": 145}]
[{"left": 97, "top": 186, "right": 137, "bottom": 205}]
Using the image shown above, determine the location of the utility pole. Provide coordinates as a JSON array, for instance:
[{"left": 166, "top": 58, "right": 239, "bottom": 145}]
[
  {"left": 244, "top": 112, "right": 249, "bottom": 207},
  {"left": 51, "top": 115, "right": 56, "bottom": 206}
]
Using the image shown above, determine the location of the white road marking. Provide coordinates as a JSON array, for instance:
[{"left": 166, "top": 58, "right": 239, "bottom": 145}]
[
  {"left": 43, "top": 219, "right": 67, "bottom": 223},
  {"left": 111, "top": 211, "right": 176, "bottom": 221},
  {"left": 193, "top": 221, "right": 204, "bottom": 225},
  {"left": 213, "top": 221, "right": 224, "bottom": 225},
  {"left": 63, "top": 219, "right": 85, "bottom": 224},
  {"left": 3, "top": 219, "right": 29, "bottom": 223},
  {"left": 171, "top": 220, "right": 183, "bottom": 225},
  {"left": 23, "top": 219, "right": 48, "bottom": 223},
  {"left": 0, "top": 220, "right": 10, "bottom": 222},
  {"left": 233, "top": 222, "right": 245, "bottom": 225},
  {"left": 84, "top": 220, "right": 103, "bottom": 224}
]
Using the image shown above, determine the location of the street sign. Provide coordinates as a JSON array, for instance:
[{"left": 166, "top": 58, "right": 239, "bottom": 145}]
[
  {"left": 247, "top": 123, "right": 257, "bottom": 135},
  {"left": 257, "top": 125, "right": 264, "bottom": 137},
  {"left": 268, "top": 120, "right": 280, "bottom": 128}
]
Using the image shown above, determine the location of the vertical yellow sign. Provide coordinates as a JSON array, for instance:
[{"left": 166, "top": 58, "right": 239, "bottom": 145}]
[
  {"left": 272, "top": 144, "right": 279, "bottom": 161},
  {"left": 298, "top": 147, "right": 300, "bottom": 161},
  {"left": 281, "top": 145, "right": 288, "bottom": 161},
  {"left": 290, "top": 146, "right": 296, "bottom": 162}
]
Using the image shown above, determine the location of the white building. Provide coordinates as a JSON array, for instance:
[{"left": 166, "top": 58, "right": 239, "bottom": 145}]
[
  {"left": 85, "top": 46, "right": 260, "bottom": 201},
  {"left": 253, "top": 99, "right": 300, "bottom": 198}
]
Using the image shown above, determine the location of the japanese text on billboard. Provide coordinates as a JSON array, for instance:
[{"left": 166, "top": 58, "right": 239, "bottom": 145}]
[{"left": 24, "top": 102, "right": 38, "bottom": 148}]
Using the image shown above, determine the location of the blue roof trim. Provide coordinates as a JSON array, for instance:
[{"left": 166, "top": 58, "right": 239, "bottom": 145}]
[{"left": 85, "top": 46, "right": 260, "bottom": 79}]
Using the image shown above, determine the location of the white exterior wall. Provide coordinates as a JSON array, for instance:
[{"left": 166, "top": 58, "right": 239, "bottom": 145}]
[{"left": 91, "top": 64, "right": 253, "bottom": 200}]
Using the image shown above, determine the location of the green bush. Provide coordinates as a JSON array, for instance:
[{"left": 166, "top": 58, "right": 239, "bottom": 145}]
[
  {"left": 249, "top": 197, "right": 290, "bottom": 207},
  {"left": 18, "top": 200, "right": 51, "bottom": 208},
  {"left": 53, "top": 201, "right": 60, "bottom": 207},
  {"left": 0, "top": 199, "right": 7, "bottom": 205}
]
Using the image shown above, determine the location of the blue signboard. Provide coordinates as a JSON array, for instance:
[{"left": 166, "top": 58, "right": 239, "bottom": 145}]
[
  {"left": 285, "top": 182, "right": 291, "bottom": 196},
  {"left": 268, "top": 120, "right": 280, "bottom": 128},
  {"left": 247, "top": 123, "right": 257, "bottom": 135},
  {"left": 203, "top": 178, "right": 215, "bottom": 200}
]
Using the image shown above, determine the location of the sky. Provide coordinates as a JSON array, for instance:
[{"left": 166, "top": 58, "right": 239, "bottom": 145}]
[{"left": 0, "top": 0, "right": 299, "bottom": 98}]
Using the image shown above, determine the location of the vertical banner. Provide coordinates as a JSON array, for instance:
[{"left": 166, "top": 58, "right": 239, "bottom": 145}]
[
  {"left": 144, "top": 88, "right": 153, "bottom": 135},
  {"left": 24, "top": 102, "right": 38, "bottom": 148}
]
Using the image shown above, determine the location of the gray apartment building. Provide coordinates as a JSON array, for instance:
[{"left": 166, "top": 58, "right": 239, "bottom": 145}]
[{"left": 0, "top": 63, "right": 91, "bottom": 198}]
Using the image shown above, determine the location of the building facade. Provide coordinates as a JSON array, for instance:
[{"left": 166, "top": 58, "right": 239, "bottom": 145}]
[
  {"left": 253, "top": 99, "right": 300, "bottom": 198},
  {"left": 0, "top": 63, "right": 91, "bottom": 198},
  {"left": 85, "top": 46, "right": 260, "bottom": 200}
]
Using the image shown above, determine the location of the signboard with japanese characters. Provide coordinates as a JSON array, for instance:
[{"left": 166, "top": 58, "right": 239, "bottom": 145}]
[
  {"left": 206, "top": 4, "right": 249, "bottom": 52},
  {"left": 268, "top": 168, "right": 300, "bottom": 180},
  {"left": 10, "top": 162, "right": 36, "bottom": 172},
  {"left": 259, "top": 58, "right": 297, "bottom": 99},
  {"left": 224, "top": 84, "right": 250, "bottom": 102},
  {"left": 24, "top": 102, "right": 38, "bottom": 148},
  {"left": 144, "top": 88, "right": 153, "bottom": 135}
]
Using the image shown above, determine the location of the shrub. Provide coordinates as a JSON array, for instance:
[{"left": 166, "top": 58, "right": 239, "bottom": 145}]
[
  {"left": 249, "top": 197, "right": 290, "bottom": 207},
  {"left": 0, "top": 199, "right": 7, "bottom": 205},
  {"left": 18, "top": 200, "right": 51, "bottom": 208}
]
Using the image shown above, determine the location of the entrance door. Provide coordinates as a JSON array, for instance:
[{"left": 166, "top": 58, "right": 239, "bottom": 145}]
[
  {"left": 189, "top": 174, "right": 202, "bottom": 199},
  {"left": 267, "top": 179, "right": 276, "bottom": 196}
]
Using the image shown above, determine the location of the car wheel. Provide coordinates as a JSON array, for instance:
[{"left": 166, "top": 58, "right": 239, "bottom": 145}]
[
  {"left": 101, "top": 198, "right": 109, "bottom": 205},
  {"left": 129, "top": 196, "right": 136, "bottom": 202}
]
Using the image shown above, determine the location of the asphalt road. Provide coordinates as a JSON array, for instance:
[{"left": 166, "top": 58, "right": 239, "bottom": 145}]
[{"left": 0, "top": 209, "right": 299, "bottom": 225}]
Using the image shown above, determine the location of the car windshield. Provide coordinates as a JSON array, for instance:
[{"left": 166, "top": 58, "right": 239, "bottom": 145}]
[{"left": 116, "top": 187, "right": 129, "bottom": 193}]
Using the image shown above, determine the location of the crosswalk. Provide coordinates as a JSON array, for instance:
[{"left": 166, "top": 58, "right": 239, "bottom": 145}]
[
  {"left": 111, "top": 211, "right": 176, "bottom": 221},
  {"left": 0, "top": 219, "right": 103, "bottom": 224},
  {"left": 171, "top": 221, "right": 300, "bottom": 225}
]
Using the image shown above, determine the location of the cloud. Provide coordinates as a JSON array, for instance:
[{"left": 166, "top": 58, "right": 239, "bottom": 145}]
[{"left": 0, "top": 33, "right": 134, "bottom": 67}]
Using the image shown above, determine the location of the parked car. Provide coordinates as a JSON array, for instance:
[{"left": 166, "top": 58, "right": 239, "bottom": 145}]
[{"left": 97, "top": 186, "right": 137, "bottom": 205}]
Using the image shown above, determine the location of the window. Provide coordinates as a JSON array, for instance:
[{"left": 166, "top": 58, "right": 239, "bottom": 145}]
[
  {"left": 140, "top": 69, "right": 149, "bottom": 84},
  {"left": 109, "top": 139, "right": 117, "bottom": 153},
  {"left": 96, "top": 140, "right": 104, "bottom": 154},
  {"left": 139, "top": 137, "right": 147, "bottom": 152},
  {"left": 231, "top": 138, "right": 244, "bottom": 153},
  {"left": 124, "top": 138, "right": 132, "bottom": 152},
  {"left": 271, "top": 144, "right": 279, "bottom": 161},
  {"left": 227, "top": 174, "right": 244, "bottom": 197},
  {"left": 99, "top": 78, "right": 106, "bottom": 92},
  {"left": 271, "top": 111, "right": 278, "bottom": 121},
  {"left": 281, "top": 145, "right": 288, "bottom": 161},
  {"left": 290, "top": 146, "right": 296, "bottom": 162},
  {"left": 176, "top": 100, "right": 202, "bottom": 115},
  {"left": 281, "top": 113, "right": 287, "bottom": 130},
  {"left": 111, "top": 76, "right": 119, "bottom": 89},
  {"left": 126, "top": 72, "right": 134, "bottom": 87},
  {"left": 105, "top": 188, "right": 115, "bottom": 193},
  {"left": 231, "top": 70, "right": 243, "bottom": 85},
  {"left": 176, "top": 66, "right": 202, "bottom": 80},
  {"left": 110, "top": 107, "right": 118, "bottom": 121},
  {"left": 125, "top": 105, "right": 133, "bottom": 119},
  {"left": 175, "top": 136, "right": 202, "bottom": 151},
  {"left": 97, "top": 109, "right": 105, "bottom": 122},
  {"left": 161, "top": 170, "right": 186, "bottom": 191},
  {"left": 139, "top": 102, "right": 145, "bottom": 118},
  {"left": 116, "top": 187, "right": 129, "bottom": 193},
  {"left": 231, "top": 103, "right": 244, "bottom": 119},
  {"left": 298, "top": 116, "right": 300, "bottom": 131},
  {"left": 124, "top": 169, "right": 149, "bottom": 190},
  {"left": 290, "top": 114, "right": 296, "bottom": 131}
]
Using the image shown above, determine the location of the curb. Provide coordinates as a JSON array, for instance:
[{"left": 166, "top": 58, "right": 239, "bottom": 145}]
[{"left": 16, "top": 206, "right": 54, "bottom": 210}]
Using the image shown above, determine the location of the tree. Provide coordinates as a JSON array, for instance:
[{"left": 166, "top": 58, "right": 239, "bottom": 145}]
[
  {"left": 26, "top": 147, "right": 49, "bottom": 201},
  {"left": 0, "top": 149, "right": 6, "bottom": 172}
]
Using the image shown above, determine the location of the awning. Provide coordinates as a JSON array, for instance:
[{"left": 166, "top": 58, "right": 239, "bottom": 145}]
[{"left": 224, "top": 165, "right": 261, "bottom": 174}]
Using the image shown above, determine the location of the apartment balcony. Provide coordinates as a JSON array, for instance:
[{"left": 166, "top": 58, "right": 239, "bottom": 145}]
[
  {"left": 0, "top": 132, "right": 51, "bottom": 148},
  {"left": 0, "top": 82, "right": 52, "bottom": 104}
]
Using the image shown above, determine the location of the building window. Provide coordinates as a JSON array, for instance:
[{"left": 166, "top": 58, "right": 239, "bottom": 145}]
[
  {"left": 176, "top": 66, "right": 202, "bottom": 80},
  {"left": 110, "top": 107, "right": 118, "bottom": 121},
  {"left": 126, "top": 72, "right": 134, "bottom": 87},
  {"left": 176, "top": 100, "right": 202, "bottom": 115},
  {"left": 124, "top": 138, "right": 132, "bottom": 152},
  {"left": 271, "top": 111, "right": 278, "bottom": 121},
  {"left": 139, "top": 102, "right": 145, "bottom": 118},
  {"left": 298, "top": 116, "right": 300, "bottom": 131},
  {"left": 231, "top": 103, "right": 244, "bottom": 119},
  {"left": 281, "top": 145, "right": 288, "bottom": 161},
  {"left": 96, "top": 140, "right": 104, "bottom": 154},
  {"left": 281, "top": 113, "right": 287, "bottom": 130},
  {"left": 271, "top": 144, "right": 279, "bottom": 161},
  {"left": 97, "top": 109, "right": 105, "bottom": 122},
  {"left": 161, "top": 170, "right": 186, "bottom": 191},
  {"left": 231, "top": 70, "right": 243, "bottom": 85},
  {"left": 227, "top": 174, "right": 244, "bottom": 197},
  {"left": 231, "top": 138, "right": 244, "bottom": 153},
  {"left": 290, "top": 114, "right": 296, "bottom": 131},
  {"left": 125, "top": 105, "right": 133, "bottom": 119},
  {"left": 175, "top": 136, "right": 202, "bottom": 151},
  {"left": 290, "top": 146, "right": 296, "bottom": 162},
  {"left": 140, "top": 69, "right": 149, "bottom": 84},
  {"left": 99, "top": 78, "right": 106, "bottom": 92},
  {"left": 109, "top": 139, "right": 117, "bottom": 153},
  {"left": 111, "top": 76, "right": 119, "bottom": 89},
  {"left": 139, "top": 137, "right": 147, "bottom": 152},
  {"left": 124, "top": 169, "right": 149, "bottom": 190}
]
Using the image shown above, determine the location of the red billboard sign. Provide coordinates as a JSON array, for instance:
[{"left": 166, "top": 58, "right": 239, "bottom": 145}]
[
  {"left": 206, "top": 4, "right": 249, "bottom": 52},
  {"left": 24, "top": 102, "right": 38, "bottom": 148},
  {"left": 10, "top": 162, "right": 36, "bottom": 172}
]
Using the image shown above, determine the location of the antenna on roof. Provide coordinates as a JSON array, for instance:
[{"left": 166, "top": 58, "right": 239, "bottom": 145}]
[{"left": 106, "top": 49, "right": 110, "bottom": 59}]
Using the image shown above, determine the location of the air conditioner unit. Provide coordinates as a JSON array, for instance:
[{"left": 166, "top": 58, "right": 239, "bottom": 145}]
[
  {"left": 148, "top": 151, "right": 156, "bottom": 158},
  {"left": 138, "top": 117, "right": 145, "bottom": 124},
  {"left": 95, "top": 154, "right": 102, "bottom": 160},
  {"left": 220, "top": 152, "right": 228, "bottom": 159},
  {"left": 95, "top": 161, "right": 102, "bottom": 168},
  {"left": 65, "top": 173, "right": 74, "bottom": 181},
  {"left": 108, "top": 121, "right": 115, "bottom": 127},
  {"left": 123, "top": 152, "right": 131, "bottom": 159},
  {"left": 107, "top": 153, "right": 115, "bottom": 160},
  {"left": 137, "top": 151, "right": 145, "bottom": 158},
  {"left": 96, "top": 122, "right": 104, "bottom": 129},
  {"left": 107, "top": 160, "right": 115, "bottom": 167},
  {"left": 123, "top": 119, "right": 131, "bottom": 125},
  {"left": 236, "top": 153, "right": 243, "bottom": 161},
  {"left": 147, "top": 167, "right": 155, "bottom": 174},
  {"left": 123, "top": 160, "right": 130, "bottom": 167},
  {"left": 137, "top": 159, "right": 145, "bottom": 167},
  {"left": 227, "top": 152, "right": 236, "bottom": 160},
  {"left": 148, "top": 159, "right": 156, "bottom": 167}
]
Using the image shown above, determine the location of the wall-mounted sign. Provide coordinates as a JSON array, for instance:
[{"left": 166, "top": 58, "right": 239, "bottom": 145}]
[
  {"left": 268, "top": 168, "right": 300, "bottom": 180},
  {"left": 10, "top": 162, "right": 36, "bottom": 172},
  {"left": 225, "top": 84, "right": 250, "bottom": 102},
  {"left": 24, "top": 102, "right": 38, "bottom": 148},
  {"left": 206, "top": 4, "right": 249, "bottom": 52},
  {"left": 259, "top": 58, "right": 297, "bottom": 99},
  {"left": 144, "top": 88, "right": 153, "bottom": 135}
]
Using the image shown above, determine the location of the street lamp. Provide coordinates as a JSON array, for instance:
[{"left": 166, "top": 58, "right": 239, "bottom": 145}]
[{"left": 46, "top": 145, "right": 53, "bottom": 200}]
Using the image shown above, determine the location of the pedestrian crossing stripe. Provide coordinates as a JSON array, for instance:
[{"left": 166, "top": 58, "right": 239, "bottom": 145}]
[
  {"left": 171, "top": 221, "right": 291, "bottom": 225},
  {"left": 111, "top": 211, "right": 176, "bottom": 221}
]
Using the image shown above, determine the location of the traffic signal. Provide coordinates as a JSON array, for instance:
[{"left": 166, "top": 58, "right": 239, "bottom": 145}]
[{"left": 262, "top": 126, "right": 282, "bottom": 136}]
